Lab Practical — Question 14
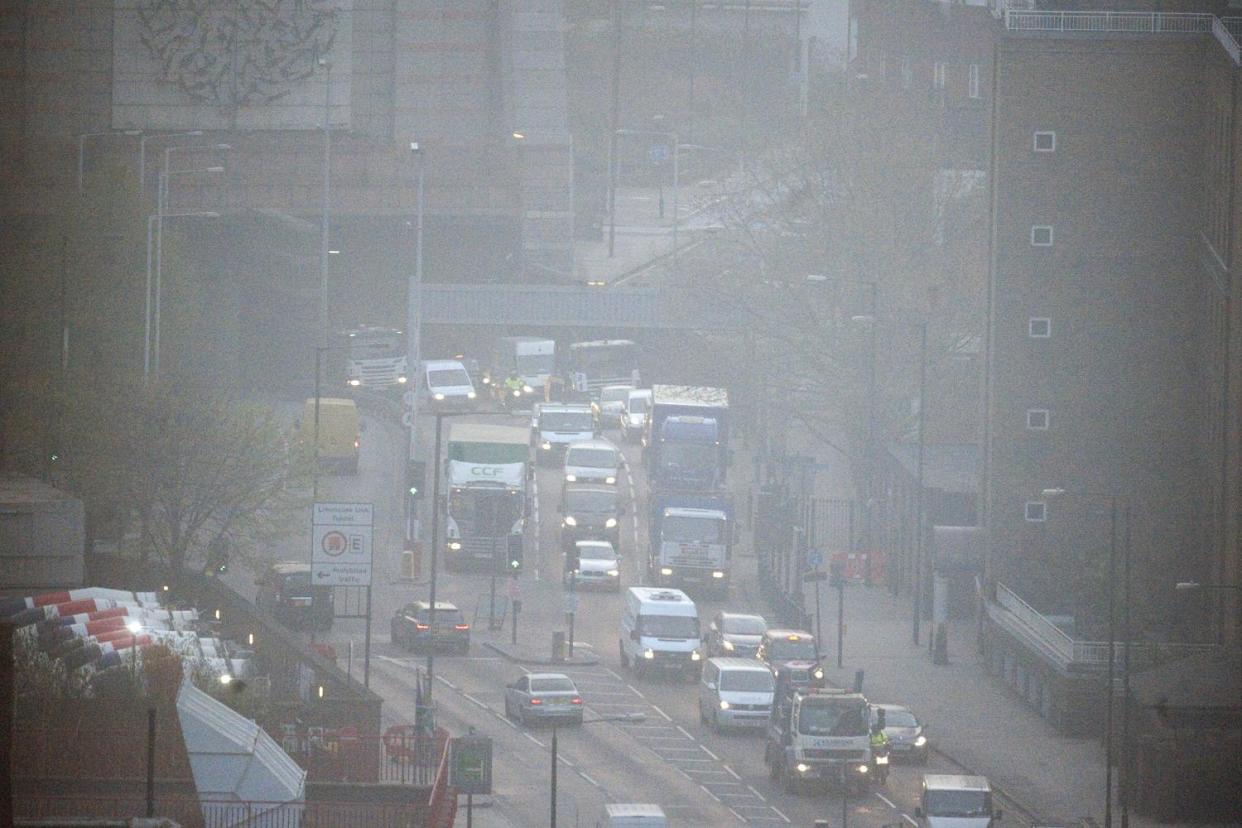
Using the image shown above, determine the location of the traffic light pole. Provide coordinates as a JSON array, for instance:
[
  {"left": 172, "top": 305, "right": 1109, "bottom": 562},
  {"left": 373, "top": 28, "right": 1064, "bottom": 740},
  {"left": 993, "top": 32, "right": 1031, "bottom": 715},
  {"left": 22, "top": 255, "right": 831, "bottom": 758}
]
[{"left": 426, "top": 413, "right": 444, "bottom": 700}]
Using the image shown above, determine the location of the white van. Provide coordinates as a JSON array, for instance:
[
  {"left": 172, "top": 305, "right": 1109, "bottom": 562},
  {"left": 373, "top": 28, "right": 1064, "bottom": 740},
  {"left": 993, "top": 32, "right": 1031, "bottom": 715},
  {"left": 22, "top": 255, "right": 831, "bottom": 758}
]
[
  {"left": 618, "top": 587, "right": 701, "bottom": 680},
  {"left": 564, "top": 438, "right": 621, "bottom": 485},
  {"left": 422, "top": 359, "right": 477, "bottom": 409},
  {"left": 916, "top": 775, "right": 1002, "bottom": 828},
  {"left": 698, "top": 657, "right": 774, "bottom": 732},
  {"left": 601, "top": 803, "right": 667, "bottom": 828}
]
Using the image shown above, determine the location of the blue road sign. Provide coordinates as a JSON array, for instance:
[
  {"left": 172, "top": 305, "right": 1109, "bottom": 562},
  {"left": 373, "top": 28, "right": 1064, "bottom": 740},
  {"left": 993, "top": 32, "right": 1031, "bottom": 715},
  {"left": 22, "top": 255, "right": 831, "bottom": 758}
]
[
  {"left": 649, "top": 143, "right": 670, "bottom": 163},
  {"left": 808, "top": 549, "right": 824, "bottom": 568}
]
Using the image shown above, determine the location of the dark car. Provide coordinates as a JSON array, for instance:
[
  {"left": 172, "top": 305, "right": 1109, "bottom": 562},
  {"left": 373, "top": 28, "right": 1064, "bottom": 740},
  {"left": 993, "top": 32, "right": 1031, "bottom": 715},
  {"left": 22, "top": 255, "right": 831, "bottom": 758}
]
[
  {"left": 255, "top": 562, "right": 334, "bottom": 631},
  {"left": 559, "top": 483, "right": 624, "bottom": 550},
  {"left": 704, "top": 611, "right": 767, "bottom": 658},
  {"left": 871, "top": 703, "right": 930, "bottom": 764},
  {"left": 391, "top": 601, "right": 470, "bottom": 653},
  {"left": 756, "top": 628, "right": 824, "bottom": 691}
]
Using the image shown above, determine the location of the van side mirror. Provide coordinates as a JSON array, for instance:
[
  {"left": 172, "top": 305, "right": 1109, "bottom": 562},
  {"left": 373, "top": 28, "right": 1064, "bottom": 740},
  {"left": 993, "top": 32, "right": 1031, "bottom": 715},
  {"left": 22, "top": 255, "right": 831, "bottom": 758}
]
[{"left": 706, "top": 682, "right": 716, "bottom": 691}]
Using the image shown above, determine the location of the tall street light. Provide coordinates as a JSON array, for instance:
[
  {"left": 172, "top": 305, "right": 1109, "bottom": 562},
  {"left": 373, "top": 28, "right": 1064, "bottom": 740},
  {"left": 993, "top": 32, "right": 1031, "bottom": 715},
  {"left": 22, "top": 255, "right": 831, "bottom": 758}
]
[
  {"left": 550, "top": 712, "right": 646, "bottom": 827},
  {"left": 1043, "top": 486, "right": 1130, "bottom": 828},
  {"left": 406, "top": 141, "right": 426, "bottom": 545},
  {"left": 912, "top": 320, "right": 928, "bottom": 647},
  {"left": 606, "top": 0, "right": 624, "bottom": 258},
  {"left": 318, "top": 54, "right": 333, "bottom": 347},
  {"left": 139, "top": 131, "right": 202, "bottom": 200},
  {"left": 76, "top": 130, "right": 141, "bottom": 193}
]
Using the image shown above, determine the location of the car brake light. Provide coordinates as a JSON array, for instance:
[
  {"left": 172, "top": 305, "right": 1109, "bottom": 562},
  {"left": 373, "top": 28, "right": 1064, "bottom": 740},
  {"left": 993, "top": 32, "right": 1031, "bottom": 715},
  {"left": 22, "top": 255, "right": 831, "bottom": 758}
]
[
  {"left": 415, "top": 623, "right": 429, "bottom": 631},
  {"left": 455, "top": 624, "right": 469, "bottom": 630},
  {"left": 571, "top": 697, "right": 583, "bottom": 705},
  {"left": 530, "top": 698, "right": 542, "bottom": 705}
]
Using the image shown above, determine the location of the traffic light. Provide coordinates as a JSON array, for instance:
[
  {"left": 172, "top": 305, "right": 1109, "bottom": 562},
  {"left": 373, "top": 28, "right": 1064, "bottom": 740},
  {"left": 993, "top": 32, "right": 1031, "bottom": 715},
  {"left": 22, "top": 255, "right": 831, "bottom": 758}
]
[
  {"left": 506, "top": 535, "right": 523, "bottom": 572},
  {"left": 829, "top": 560, "right": 845, "bottom": 588},
  {"left": 564, "top": 544, "right": 580, "bottom": 577},
  {"left": 406, "top": 459, "right": 427, "bottom": 499}
]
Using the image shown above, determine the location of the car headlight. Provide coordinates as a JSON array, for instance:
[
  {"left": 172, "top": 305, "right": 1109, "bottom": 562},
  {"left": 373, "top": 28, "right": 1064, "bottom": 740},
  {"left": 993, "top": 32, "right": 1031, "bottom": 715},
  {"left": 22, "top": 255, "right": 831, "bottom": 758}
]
[
  {"left": 642, "top": 649, "right": 655, "bottom": 660},
  {"left": 433, "top": 393, "right": 445, "bottom": 401},
  {"left": 856, "top": 763, "right": 869, "bottom": 774},
  {"left": 448, "top": 541, "right": 462, "bottom": 551},
  {"left": 660, "top": 567, "right": 673, "bottom": 576},
  {"left": 541, "top": 441, "right": 552, "bottom": 450},
  {"left": 563, "top": 516, "right": 577, "bottom": 527},
  {"left": 721, "top": 640, "right": 735, "bottom": 651},
  {"left": 604, "top": 517, "right": 618, "bottom": 528},
  {"left": 690, "top": 650, "right": 701, "bottom": 661},
  {"left": 523, "top": 384, "right": 533, "bottom": 393},
  {"left": 812, "top": 667, "right": 824, "bottom": 680},
  {"left": 467, "top": 391, "right": 477, "bottom": 399},
  {"left": 914, "top": 735, "right": 927, "bottom": 747},
  {"left": 606, "top": 569, "right": 619, "bottom": 577},
  {"left": 605, "top": 476, "right": 616, "bottom": 485},
  {"left": 711, "top": 571, "right": 725, "bottom": 579},
  {"left": 718, "top": 700, "right": 730, "bottom": 710},
  {"left": 397, "top": 376, "right": 407, "bottom": 384},
  {"left": 348, "top": 378, "right": 361, "bottom": 386},
  {"left": 795, "top": 763, "right": 811, "bottom": 774},
  {"left": 482, "top": 376, "right": 491, "bottom": 385},
  {"left": 565, "top": 474, "right": 577, "bottom": 482},
  {"left": 512, "top": 389, "right": 520, "bottom": 397}
]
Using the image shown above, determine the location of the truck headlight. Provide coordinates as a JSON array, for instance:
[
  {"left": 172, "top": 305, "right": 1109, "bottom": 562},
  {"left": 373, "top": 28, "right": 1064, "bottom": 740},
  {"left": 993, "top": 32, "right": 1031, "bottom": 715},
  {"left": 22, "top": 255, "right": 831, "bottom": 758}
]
[
  {"left": 541, "top": 441, "right": 552, "bottom": 450},
  {"left": 467, "top": 391, "right": 477, "bottom": 399},
  {"left": 718, "top": 700, "right": 730, "bottom": 710},
  {"left": 565, "top": 474, "right": 577, "bottom": 482},
  {"left": 523, "top": 384, "right": 534, "bottom": 393},
  {"left": 660, "top": 567, "right": 673, "bottom": 576},
  {"left": 812, "top": 666, "right": 824, "bottom": 680},
  {"left": 512, "top": 389, "right": 521, "bottom": 397},
  {"left": 914, "top": 735, "right": 927, "bottom": 747},
  {"left": 606, "top": 569, "right": 619, "bottom": 577},
  {"left": 855, "top": 763, "right": 869, "bottom": 774},
  {"left": 397, "top": 376, "right": 407, "bottom": 384},
  {"left": 711, "top": 571, "right": 725, "bottom": 579},
  {"left": 563, "top": 516, "right": 577, "bottom": 527},
  {"left": 605, "top": 517, "right": 617, "bottom": 528},
  {"left": 795, "top": 763, "right": 811, "bottom": 774},
  {"left": 721, "top": 640, "right": 735, "bottom": 651},
  {"left": 434, "top": 393, "right": 445, "bottom": 401},
  {"left": 348, "top": 379, "right": 361, "bottom": 387},
  {"left": 482, "top": 376, "right": 491, "bottom": 385},
  {"left": 690, "top": 650, "right": 701, "bottom": 661},
  {"left": 605, "top": 476, "right": 616, "bottom": 485},
  {"left": 448, "top": 542, "right": 462, "bottom": 551},
  {"left": 642, "top": 649, "right": 655, "bottom": 660}
]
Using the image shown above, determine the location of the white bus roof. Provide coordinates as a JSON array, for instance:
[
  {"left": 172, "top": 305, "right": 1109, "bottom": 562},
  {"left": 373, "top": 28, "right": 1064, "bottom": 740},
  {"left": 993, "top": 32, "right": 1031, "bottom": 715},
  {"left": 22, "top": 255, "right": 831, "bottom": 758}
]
[{"left": 651, "top": 385, "right": 729, "bottom": 408}]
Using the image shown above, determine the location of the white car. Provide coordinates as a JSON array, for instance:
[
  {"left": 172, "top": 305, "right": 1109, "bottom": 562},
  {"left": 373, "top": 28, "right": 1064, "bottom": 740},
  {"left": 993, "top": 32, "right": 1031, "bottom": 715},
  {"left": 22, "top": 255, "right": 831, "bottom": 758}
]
[
  {"left": 563, "top": 438, "right": 621, "bottom": 485},
  {"left": 568, "top": 539, "right": 621, "bottom": 591},
  {"left": 620, "top": 388, "right": 652, "bottom": 444},
  {"left": 596, "top": 384, "right": 635, "bottom": 428}
]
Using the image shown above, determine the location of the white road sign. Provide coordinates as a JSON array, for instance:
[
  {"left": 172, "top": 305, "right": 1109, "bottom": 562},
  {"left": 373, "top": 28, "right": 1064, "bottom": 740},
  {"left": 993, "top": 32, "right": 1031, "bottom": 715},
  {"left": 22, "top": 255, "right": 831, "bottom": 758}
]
[{"left": 312, "top": 502, "right": 374, "bottom": 586}]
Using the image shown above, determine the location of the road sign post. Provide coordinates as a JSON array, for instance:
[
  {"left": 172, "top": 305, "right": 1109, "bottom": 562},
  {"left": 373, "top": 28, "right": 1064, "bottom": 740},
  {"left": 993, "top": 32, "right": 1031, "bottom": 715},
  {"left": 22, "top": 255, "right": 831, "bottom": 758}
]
[{"left": 312, "top": 502, "right": 374, "bottom": 685}]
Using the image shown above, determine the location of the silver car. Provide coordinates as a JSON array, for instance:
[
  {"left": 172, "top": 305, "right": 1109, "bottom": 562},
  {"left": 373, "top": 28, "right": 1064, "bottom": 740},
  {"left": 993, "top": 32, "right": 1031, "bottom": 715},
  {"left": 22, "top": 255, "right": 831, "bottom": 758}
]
[
  {"left": 704, "top": 611, "right": 767, "bottom": 658},
  {"left": 596, "top": 384, "right": 634, "bottom": 428},
  {"left": 504, "top": 673, "right": 584, "bottom": 725},
  {"left": 872, "top": 703, "right": 930, "bottom": 764}
]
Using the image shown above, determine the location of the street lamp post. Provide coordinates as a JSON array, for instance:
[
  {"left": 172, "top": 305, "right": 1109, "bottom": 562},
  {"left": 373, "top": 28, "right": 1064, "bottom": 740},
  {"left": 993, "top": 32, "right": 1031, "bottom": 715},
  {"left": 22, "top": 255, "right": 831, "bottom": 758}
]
[
  {"left": 319, "top": 55, "right": 333, "bottom": 346},
  {"left": 550, "top": 712, "right": 646, "bottom": 827},
  {"left": 406, "top": 142, "right": 425, "bottom": 546},
  {"left": 1043, "top": 486, "right": 1130, "bottom": 828},
  {"left": 913, "top": 320, "right": 928, "bottom": 647},
  {"left": 139, "top": 131, "right": 202, "bottom": 199}
]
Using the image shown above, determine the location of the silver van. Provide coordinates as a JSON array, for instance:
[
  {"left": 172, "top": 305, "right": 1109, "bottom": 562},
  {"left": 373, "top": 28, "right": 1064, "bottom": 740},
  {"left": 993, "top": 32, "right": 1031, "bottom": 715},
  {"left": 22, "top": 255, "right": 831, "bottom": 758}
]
[
  {"left": 698, "top": 657, "right": 774, "bottom": 732},
  {"left": 916, "top": 774, "right": 1002, "bottom": 828}
]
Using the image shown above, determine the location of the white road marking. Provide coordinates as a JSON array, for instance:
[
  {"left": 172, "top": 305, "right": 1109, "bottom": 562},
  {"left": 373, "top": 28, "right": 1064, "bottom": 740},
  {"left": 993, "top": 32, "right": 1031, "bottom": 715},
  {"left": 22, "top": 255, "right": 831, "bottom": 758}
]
[
  {"left": 578, "top": 771, "right": 600, "bottom": 786},
  {"left": 461, "top": 692, "right": 488, "bottom": 709},
  {"left": 875, "top": 792, "right": 898, "bottom": 809},
  {"left": 724, "top": 764, "right": 741, "bottom": 780},
  {"left": 771, "top": 806, "right": 792, "bottom": 823},
  {"left": 728, "top": 808, "right": 748, "bottom": 823},
  {"left": 604, "top": 667, "right": 626, "bottom": 681},
  {"left": 435, "top": 675, "right": 458, "bottom": 691},
  {"left": 557, "top": 755, "right": 575, "bottom": 768},
  {"left": 523, "top": 732, "right": 545, "bottom": 747},
  {"left": 650, "top": 704, "right": 672, "bottom": 721},
  {"left": 699, "top": 744, "right": 721, "bottom": 761},
  {"left": 675, "top": 725, "right": 694, "bottom": 739},
  {"left": 902, "top": 815, "right": 919, "bottom": 827},
  {"left": 626, "top": 684, "right": 646, "bottom": 699},
  {"left": 746, "top": 785, "right": 766, "bottom": 801},
  {"left": 700, "top": 785, "right": 720, "bottom": 802}
]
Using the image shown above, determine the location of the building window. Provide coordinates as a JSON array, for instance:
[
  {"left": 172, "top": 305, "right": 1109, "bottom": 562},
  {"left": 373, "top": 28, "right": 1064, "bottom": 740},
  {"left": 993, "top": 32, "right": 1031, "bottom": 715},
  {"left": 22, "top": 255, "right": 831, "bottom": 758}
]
[
  {"left": 933, "top": 61, "right": 946, "bottom": 89},
  {"left": 1026, "top": 409, "right": 1050, "bottom": 430},
  {"left": 1030, "top": 226, "right": 1054, "bottom": 247},
  {"left": 1028, "top": 317, "right": 1051, "bottom": 338},
  {"left": 969, "top": 63, "right": 980, "bottom": 99},
  {"left": 1024, "top": 502, "right": 1047, "bottom": 522},
  {"left": 1033, "top": 131, "right": 1056, "bottom": 152}
]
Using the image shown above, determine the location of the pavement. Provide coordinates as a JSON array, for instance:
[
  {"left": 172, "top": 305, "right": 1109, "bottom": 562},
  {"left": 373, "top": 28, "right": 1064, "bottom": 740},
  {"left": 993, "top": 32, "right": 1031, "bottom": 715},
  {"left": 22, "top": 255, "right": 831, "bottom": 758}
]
[{"left": 484, "top": 637, "right": 601, "bottom": 667}]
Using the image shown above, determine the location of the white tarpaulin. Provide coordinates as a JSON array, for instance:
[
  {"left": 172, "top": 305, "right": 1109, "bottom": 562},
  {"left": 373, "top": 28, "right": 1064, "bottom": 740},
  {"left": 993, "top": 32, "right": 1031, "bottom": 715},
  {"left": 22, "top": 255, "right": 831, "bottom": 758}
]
[
  {"left": 448, "top": 461, "right": 525, "bottom": 489},
  {"left": 177, "top": 681, "right": 306, "bottom": 827}
]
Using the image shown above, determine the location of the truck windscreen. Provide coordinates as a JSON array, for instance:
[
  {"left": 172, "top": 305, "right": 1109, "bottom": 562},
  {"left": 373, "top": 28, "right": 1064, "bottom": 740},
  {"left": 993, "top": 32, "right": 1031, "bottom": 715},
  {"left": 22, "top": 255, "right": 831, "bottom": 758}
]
[
  {"left": 797, "top": 702, "right": 867, "bottom": 737},
  {"left": 660, "top": 443, "right": 718, "bottom": 471},
  {"left": 661, "top": 515, "right": 723, "bottom": 543},
  {"left": 351, "top": 334, "right": 400, "bottom": 359},
  {"left": 449, "top": 490, "right": 522, "bottom": 533},
  {"left": 516, "top": 353, "right": 554, "bottom": 373}
]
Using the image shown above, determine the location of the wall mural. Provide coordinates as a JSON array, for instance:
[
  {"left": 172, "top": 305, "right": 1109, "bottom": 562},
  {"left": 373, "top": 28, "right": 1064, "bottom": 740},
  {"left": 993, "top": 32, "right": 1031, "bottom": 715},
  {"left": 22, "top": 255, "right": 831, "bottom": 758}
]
[{"left": 136, "top": 0, "right": 339, "bottom": 111}]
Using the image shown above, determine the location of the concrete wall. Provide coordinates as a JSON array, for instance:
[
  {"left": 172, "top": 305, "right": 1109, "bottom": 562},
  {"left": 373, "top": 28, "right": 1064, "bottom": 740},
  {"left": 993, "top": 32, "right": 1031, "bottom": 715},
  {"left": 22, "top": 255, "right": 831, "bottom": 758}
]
[{"left": 0, "top": 476, "right": 84, "bottom": 591}]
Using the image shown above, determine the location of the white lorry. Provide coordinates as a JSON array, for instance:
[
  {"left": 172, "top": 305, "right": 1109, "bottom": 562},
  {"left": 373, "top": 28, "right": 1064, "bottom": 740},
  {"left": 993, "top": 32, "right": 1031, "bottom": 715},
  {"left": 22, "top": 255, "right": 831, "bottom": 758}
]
[
  {"left": 345, "top": 325, "right": 407, "bottom": 391},
  {"left": 444, "top": 423, "right": 528, "bottom": 571}
]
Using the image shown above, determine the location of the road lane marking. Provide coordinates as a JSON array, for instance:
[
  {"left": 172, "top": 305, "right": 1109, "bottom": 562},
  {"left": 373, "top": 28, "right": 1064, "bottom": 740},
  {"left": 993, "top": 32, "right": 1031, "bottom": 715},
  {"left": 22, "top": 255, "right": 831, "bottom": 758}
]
[
  {"left": 675, "top": 725, "right": 694, "bottom": 739},
  {"left": 875, "top": 793, "right": 898, "bottom": 809},
  {"left": 626, "top": 684, "right": 646, "bottom": 699},
  {"left": 728, "top": 808, "right": 747, "bottom": 823},
  {"left": 435, "top": 675, "right": 459, "bottom": 691},
  {"left": 902, "top": 815, "right": 919, "bottom": 827},
  {"left": 578, "top": 771, "right": 600, "bottom": 786},
  {"left": 724, "top": 765, "right": 741, "bottom": 780},
  {"left": 699, "top": 744, "right": 721, "bottom": 761},
  {"left": 746, "top": 785, "right": 766, "bottom": 801},
  {"left": 770, "top": 806, "right": 791, "bottom": 823},
  {"left": 650, "top": 704, "right": 672, "bottom": 721},
  {"left": 523, "top": 732, "right": 545, "bottom": 748},
  {"left": 604, "top": 667, "right": 625, "bottom": 680},
  {"left": 699, "top": 784, "right": 720, "bottom": 802}
]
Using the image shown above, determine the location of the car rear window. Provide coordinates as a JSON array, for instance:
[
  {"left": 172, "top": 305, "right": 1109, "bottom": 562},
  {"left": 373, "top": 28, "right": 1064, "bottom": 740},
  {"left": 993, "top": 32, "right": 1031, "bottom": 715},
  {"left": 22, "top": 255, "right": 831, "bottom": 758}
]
[
  {"left": 420, "top": 608, "right": 464, "bottom": 624},
  {"left": 530, "top": 677, "right": 576, "bottom": 692}
]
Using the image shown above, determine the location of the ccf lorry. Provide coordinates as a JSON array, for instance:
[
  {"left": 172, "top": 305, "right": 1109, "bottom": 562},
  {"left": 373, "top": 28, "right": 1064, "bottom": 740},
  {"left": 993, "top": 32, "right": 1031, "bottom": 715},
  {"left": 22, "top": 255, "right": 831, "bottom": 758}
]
[{"left": 444, "top": 423, "right": 528, "bottom": 571}]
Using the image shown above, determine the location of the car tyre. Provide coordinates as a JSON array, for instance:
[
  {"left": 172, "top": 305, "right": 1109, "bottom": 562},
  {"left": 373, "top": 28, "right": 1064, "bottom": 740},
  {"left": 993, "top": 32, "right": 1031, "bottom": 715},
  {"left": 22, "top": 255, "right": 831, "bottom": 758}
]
[
  {"left": 782, "top": 765, "right": 800, "bottom": 795},
  {"left": 711, "top": 709, "right": 722, "bottom": 734}
]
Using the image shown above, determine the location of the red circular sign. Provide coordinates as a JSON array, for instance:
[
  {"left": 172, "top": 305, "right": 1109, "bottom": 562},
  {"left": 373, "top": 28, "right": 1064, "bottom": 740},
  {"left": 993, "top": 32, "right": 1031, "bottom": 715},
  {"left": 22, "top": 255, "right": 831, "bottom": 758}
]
[{"left": 321, "top": 530, "right": 348, "bottom": 557}]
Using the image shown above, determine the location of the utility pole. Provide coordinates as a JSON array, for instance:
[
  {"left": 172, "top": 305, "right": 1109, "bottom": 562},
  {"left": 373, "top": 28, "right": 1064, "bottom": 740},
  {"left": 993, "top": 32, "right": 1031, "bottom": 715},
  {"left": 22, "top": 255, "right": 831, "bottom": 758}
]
[
  {"left": 912, "top": 321, "right": 928, "bottom": 646},
  {"left": 607, "top": 0, "right": 622, "bottom": 257},
  {"left": 319, "top": 52, "right": 333, "bottom": 346}
]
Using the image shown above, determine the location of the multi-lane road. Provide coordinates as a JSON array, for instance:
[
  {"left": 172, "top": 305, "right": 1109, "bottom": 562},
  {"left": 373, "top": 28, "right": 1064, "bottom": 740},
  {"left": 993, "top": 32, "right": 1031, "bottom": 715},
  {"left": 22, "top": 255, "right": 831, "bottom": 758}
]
[{"left": 250, "top": 401, "right": 1021, "bottom": 827}]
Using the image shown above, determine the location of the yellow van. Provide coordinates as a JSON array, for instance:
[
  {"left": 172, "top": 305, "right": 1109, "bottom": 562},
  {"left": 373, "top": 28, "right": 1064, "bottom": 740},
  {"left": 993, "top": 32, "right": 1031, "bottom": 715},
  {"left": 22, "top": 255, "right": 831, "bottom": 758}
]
[{"left": 298, "top": 397, "right": 360, "bottom": 474}]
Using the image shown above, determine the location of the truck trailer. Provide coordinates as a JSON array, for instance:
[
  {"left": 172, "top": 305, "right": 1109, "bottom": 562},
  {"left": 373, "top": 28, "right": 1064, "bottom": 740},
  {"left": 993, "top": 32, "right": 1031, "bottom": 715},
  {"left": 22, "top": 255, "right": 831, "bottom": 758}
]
[{"left": 643, "top": 385, "right": 730, "bottom": 493}]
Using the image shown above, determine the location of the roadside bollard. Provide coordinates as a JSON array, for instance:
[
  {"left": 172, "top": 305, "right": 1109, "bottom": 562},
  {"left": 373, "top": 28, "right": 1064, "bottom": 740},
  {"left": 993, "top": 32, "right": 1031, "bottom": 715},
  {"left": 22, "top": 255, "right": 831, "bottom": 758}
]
[{"left": 551, "top": 631, "right": 566, "bottom": 663}]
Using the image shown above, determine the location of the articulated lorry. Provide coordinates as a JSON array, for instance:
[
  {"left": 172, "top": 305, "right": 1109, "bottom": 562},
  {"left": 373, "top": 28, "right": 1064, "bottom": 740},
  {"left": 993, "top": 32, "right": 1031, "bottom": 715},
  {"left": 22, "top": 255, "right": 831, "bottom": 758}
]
[
  {"left": 765, "top": 688, "right": 875, "bottom": 795},
  {"left": 648, "top": 493, "right": 733, "bottom": 596},
  {"left": 444, "top": 423, "right": 528, "bottom": 571},
  {"left": 643, "top": 386, "right": 730, "bottom": 492}
]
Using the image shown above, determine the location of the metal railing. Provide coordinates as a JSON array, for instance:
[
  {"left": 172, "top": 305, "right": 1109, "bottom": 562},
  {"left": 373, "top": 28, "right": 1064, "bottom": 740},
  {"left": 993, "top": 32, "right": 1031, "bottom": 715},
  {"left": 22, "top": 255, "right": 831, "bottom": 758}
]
[
  {"left": 1213, "top": 17, "right": 1241, "bottom": 64},
  {"left": 994, "top": 582, "right": 1075, "bottom": 665},
  {"left": 1005, "top": 11, "right": 1213, "bottom": 35},
  {"left": 17, "top": 796, "right": 428, "bottom": 828}
]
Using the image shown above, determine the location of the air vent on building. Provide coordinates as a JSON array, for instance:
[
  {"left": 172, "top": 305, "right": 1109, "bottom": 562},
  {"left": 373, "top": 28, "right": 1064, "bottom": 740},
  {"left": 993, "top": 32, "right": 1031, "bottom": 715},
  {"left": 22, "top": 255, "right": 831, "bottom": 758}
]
[
  {"left": 1028, "top": 318, "right": 1051, "bottom": 338},
  {"left": 1026, "top": 409, "right": 1050, "bottom": 431},
  {"left": 1030, "top": 226, "right": 1054, "bottom": 247},
  {"left": 1033, "top": 131, "right": 1056, "bottom": 152},
  {"left": 1024, "top": 502, "right": 1047, "bottom": 522}
]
